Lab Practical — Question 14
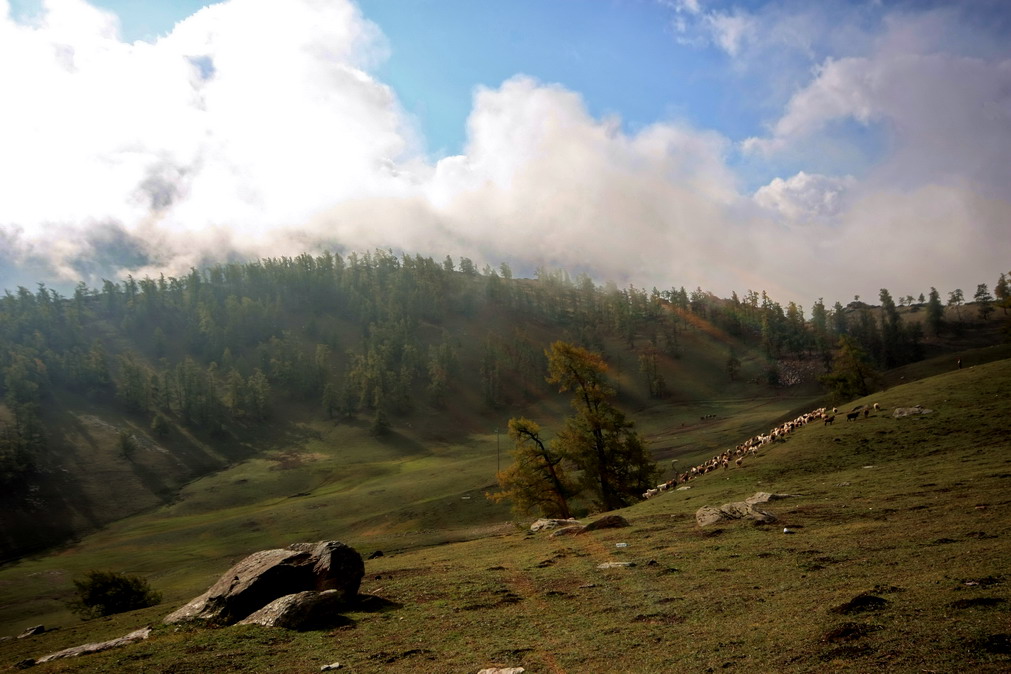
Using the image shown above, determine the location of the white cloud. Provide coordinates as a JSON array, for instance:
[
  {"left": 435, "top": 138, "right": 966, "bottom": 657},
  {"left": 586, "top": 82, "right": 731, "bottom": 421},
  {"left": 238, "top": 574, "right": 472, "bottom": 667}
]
[
  {"left": 706, "top": 10, "right": 756, "bottom": 57},
  {"left": 754, "top": 171, "right": 854, "bottom": 221},
  {"left": 0, "top": 0, "right": 412, "bottom": 280},
  {"left": 0, "top": 0, "right": 1007, "bottom": 308}
]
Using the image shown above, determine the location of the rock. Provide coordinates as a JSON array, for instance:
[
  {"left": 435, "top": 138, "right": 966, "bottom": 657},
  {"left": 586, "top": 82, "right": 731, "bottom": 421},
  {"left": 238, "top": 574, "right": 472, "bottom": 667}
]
[
  {"left": 582, "top": 515, "right": 630, "bottom": 532},
  {"left": 17, "top": 625, "right": 45, "bottom": 639},
  {"left": 15, "top": 659, "right": 35, "bottom": 670},
  {"left": 164, "top": 541, "right": 363, "bottom": 626},
  {"left": 321, "top": 663, "right": 343, "bottom": 671},
  {"left": 288, "top": 541, "right": 365, "bottom": 595},
  {"left": 35, "top": 627, "right": 151, "bottom": 664},
  {"left": 598, "top": 562, "right": 635, "bottom": 569},
  {"left": 478, "top": 668, "right": 526, "bottom": 674},
  {"left": 530, "top": 518, "right": 580, "bottom": 533},
  {"left": 695, "top": 506, "right": 726, "bottom": 528},
  {"left": 367, "top": 550, "right": 384, "bottom": 559},
  {"left": 746, "top": 492, "right": 801, "bottom": 505},
  {"left": 238, "top": 590, "right": 347, "bottom": 629},
  {"left": 548, "top": 525, "right": 585, "bottom": 538},
  {"left": 893, "top": 406, "right": 933, "bottom": 418},
  {"left": 696, "top": 493, "right": 798, "bottom": 527}
]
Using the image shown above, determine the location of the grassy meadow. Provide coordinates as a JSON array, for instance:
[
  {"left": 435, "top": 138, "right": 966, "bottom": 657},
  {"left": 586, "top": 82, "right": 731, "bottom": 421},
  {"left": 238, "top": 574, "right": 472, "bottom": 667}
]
[{"left": 1, "top": 353, "right": 1009, "bottom": 671}]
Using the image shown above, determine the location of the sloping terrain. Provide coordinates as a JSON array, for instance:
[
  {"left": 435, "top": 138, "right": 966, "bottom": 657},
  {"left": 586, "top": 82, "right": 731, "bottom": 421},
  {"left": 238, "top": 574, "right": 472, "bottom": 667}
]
[{"left": 2, "top": 358, "right": 1009, "bottom": 672}]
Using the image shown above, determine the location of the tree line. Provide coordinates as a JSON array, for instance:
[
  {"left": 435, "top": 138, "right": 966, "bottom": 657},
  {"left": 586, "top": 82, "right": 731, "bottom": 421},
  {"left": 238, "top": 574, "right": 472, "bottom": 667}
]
[{"left": 1, "top": 248, "right": 1006, "bottom": 487}]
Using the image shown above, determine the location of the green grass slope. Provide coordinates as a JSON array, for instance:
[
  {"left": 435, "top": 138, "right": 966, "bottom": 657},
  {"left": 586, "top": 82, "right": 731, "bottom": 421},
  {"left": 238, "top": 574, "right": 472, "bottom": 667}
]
[{"left": 2, "top": 358, "right": 1009, "bottom": 672}]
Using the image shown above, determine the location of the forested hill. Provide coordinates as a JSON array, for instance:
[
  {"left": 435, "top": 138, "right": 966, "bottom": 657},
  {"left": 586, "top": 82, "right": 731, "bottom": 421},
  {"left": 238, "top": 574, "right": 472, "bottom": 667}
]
[{"left": 0, "top": 250, "right": 1006, "bottom": 560}]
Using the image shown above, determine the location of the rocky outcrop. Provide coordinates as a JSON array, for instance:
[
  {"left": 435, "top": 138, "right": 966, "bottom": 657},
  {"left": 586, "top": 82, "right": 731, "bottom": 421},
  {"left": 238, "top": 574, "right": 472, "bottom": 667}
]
[
  {"left": 696, "top": 492, "right": 800, "bottom": 527},
  {"left": 530, "top": 518, "right": 580, "bottom": 532},
  {"left": 548, "top": 525, "right": 585, "bottom": 538},
  {"left": 34, "top": 627, "right": 152, "bottom": 664},
  {"left": 16, "top": 625, "right": 46, "bottom": 639},
  {"left": 164, "top": 541, "right": 363, "bottom": 627},
  {"left": 546, "top": 514, "right": 630, "bottom": 537},
  {"left": 893, "top": 406, "right": 933, "bottom": 418}
]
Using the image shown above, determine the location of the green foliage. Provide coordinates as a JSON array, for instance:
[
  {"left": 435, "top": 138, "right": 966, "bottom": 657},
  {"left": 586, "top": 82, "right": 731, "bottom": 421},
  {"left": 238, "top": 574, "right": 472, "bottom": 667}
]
[
  {"left": 638, "top": 345, "right": 666, "bottom": 398},
  {"left": 149, "top": 413, "right": 170, "bottom": 438},
  {"left": 489, "top": 418, "right": 577, "bottom": 519},
  {"left": 546, "top": 341, "right": 656, "bottom": 510},
  {"left": 820, "top": 336, "right": 878, "bottom": 401},
  {"left": 995, "top": 273, "right": 1009, "bottom": 316},
  {"left": 117, "top": 430, "right": 137, "bottom": 459},
  {"left": 974, "top": 283, "right": 994, "bottom": 320},
  {"left": 926, "top": 287, "right": 945, "bottom": 336},
  {"left": 948, "top": 288, "right": 965, "bottom": 324},
  {"left": 726, "top": 347, "right": 741, "bottom": 382},
  {"left": 369, "top": 406, "right": 390, "bottom": 436},
  {"left": 67, "top": 570, "right": 161, "bottom": 619}
]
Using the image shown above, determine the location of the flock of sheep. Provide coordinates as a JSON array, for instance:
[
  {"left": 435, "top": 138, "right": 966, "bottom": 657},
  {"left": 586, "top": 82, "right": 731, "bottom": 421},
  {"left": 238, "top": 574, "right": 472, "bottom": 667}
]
[{"left": 643, "top": 403, "right": 880, "bottom": 500}]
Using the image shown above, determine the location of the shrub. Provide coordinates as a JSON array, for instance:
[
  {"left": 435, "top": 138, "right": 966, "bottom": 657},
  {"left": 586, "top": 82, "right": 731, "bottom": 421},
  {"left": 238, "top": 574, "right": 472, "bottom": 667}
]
[{"left": 68, "top": 570, "right": 162, "bottom": 619}]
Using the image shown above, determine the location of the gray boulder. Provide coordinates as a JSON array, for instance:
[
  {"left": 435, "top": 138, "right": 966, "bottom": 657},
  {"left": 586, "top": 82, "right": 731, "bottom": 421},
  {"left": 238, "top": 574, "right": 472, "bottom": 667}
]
[
  {"left": 237, "top": 589, "right": 347, "bottom": 629},
  {"left": 17, "top": 625, "right": 45, "bottom": 639},
  {"left": 547, "top": 514, "right": 631, "bottom": 537},
  {"left": 164, "top": 541, "right": 363, "bottom": 626},
  {"left": 548, "top": 525, "right": 585, "bottom": 538},
  {"left": 530, "top": 518, "right": 580, "bottom": 532},
  {"left": 696, "top": 492, "right": 799, "bottom": 527}
]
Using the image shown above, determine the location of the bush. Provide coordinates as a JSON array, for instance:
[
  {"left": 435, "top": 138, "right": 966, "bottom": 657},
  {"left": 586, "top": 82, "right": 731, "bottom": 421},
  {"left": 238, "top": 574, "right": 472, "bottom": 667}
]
[{"left": 68, "top": 570, "right": 162, "bottom": 619}]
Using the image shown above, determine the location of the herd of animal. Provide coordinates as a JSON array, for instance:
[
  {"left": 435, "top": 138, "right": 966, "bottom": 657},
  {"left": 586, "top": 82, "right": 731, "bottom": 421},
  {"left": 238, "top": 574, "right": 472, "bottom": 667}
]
[{"left": 643, "top": 403, "right": 882, "bottom": 500}]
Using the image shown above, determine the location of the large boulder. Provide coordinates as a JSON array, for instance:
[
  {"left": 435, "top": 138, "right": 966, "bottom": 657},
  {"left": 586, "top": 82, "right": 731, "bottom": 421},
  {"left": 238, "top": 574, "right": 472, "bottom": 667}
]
[
  {"left": 164, "top": 541, "right": 363, "bottom": 626},
  {"left": 696, "top": 493, "right": 799, "bottom": 527}
]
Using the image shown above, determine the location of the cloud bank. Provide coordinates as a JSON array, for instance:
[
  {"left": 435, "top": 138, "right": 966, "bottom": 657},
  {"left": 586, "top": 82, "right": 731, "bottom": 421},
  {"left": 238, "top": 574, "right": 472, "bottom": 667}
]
[{"left": 0, "top": 0, "right": 1008, "bottom": 305}]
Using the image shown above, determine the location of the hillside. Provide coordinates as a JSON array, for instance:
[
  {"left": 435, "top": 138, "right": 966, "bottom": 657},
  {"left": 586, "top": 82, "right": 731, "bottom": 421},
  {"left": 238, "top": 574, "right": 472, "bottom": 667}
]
[
  {"left": 2, "top": 254, "right": 1005, "bottom": 561},
  {"left": 1, "top": 356, "right": 1008, "bottom": 671}
]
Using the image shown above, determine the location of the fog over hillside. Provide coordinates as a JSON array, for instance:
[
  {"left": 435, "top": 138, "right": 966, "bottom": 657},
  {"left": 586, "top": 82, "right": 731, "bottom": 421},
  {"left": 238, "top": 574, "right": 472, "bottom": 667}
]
[{"left": 1, "top": 0, "right": 1008, "bottom": 302}]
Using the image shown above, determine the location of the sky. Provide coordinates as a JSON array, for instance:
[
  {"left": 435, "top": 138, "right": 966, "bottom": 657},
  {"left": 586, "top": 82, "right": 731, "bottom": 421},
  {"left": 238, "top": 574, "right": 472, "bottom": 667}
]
[{"left": 1, "top": 0, "right": 1009, "bottom": 307}]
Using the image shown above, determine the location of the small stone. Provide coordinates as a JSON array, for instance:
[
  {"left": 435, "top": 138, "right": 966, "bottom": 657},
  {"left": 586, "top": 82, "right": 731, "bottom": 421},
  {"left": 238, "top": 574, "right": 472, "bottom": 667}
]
[
  {"left": 478, "top": 668, "right": 526, "bottom": 674},
  {"left": 598, "top": 562, "right": 635, "bottom": 569},
  {"left": 17, "top": 625, "right": 45, "bottom": 639},
  {"left": 320, "top": 663, "right": 342, "bottom": 671}
]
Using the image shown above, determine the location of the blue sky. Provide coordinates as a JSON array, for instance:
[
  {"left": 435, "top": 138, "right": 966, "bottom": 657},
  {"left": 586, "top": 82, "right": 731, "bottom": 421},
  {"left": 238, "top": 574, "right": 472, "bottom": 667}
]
[{"left": 1, "top": 0, "right": 1009, "bottom": 303}]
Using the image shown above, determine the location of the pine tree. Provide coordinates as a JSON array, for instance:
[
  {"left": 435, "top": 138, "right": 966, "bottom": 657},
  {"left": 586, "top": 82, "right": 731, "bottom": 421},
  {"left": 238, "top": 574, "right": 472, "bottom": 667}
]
[
  {"left": 488, "top": 418, "right": 576, "bottom": 519},
  {"left": 995, "top": 273, "right": 1009, "bottom": 315},
  {"left": 546, "top": 341, "right": 656, "bottom": 510},
  {"left": 821, "top": 336, "right": 877, "bottom": 401},
  {"left": 974, "top": 283, "right": 994, "bottom": 321},
  {"left": 926, "top": 287, "right": 944, "bottom": 336}
]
